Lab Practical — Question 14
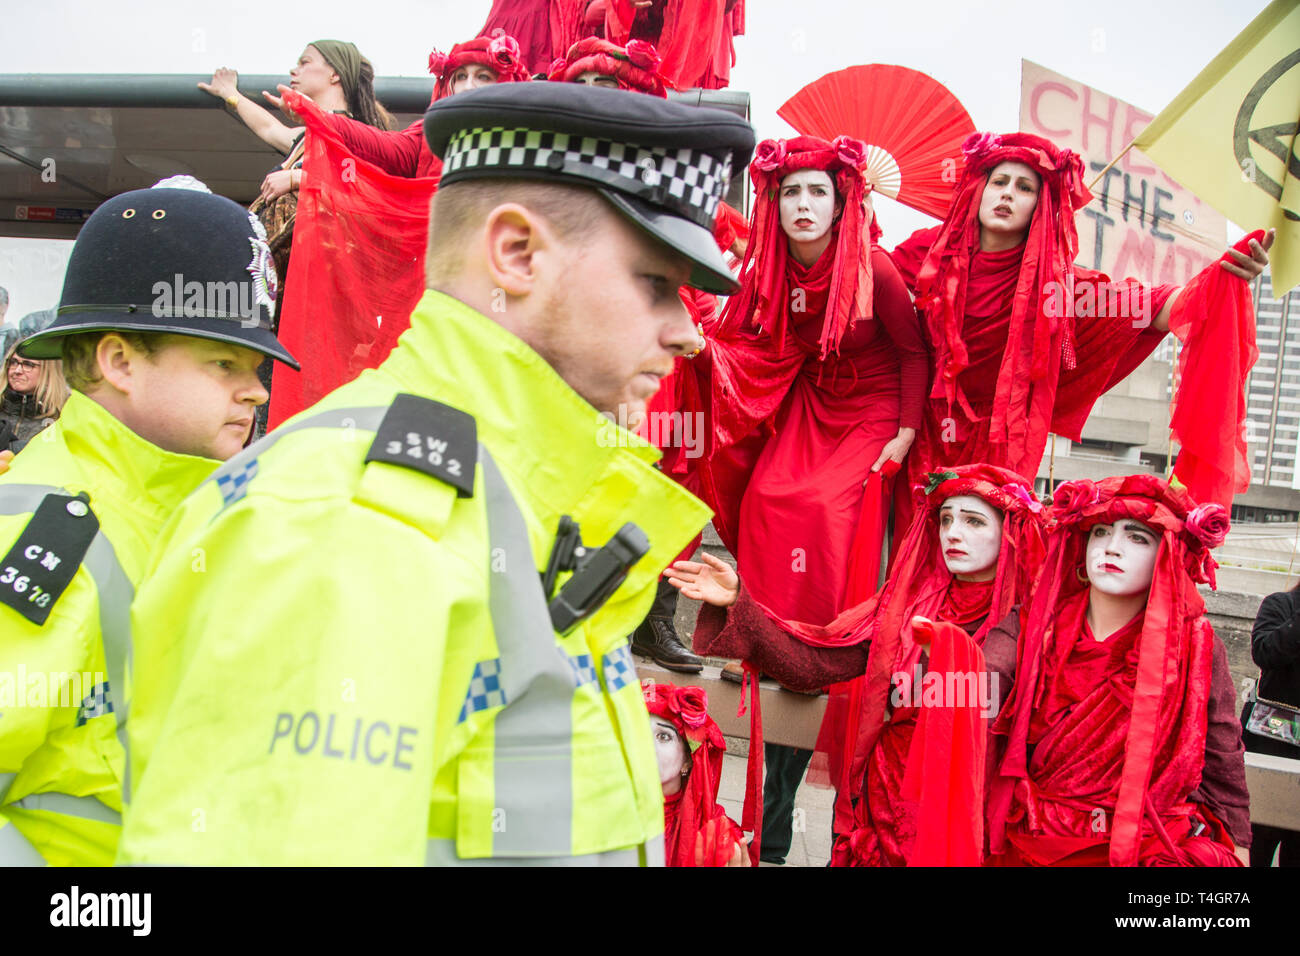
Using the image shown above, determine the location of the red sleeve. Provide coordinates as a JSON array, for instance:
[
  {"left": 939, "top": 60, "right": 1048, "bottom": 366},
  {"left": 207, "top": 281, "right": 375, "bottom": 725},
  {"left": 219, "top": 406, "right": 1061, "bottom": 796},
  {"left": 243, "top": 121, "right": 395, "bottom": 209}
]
[
  {"left": 1188, "top": 636, "right": 1252, "bottom": 848},
  {"left": 888, "top": 225, "right": 941, "bottom": 295},
  {"left": 321, "top": 114, "right": 424, "bottom": 178},
  {"left": 870, "top": 246, "right": 929, "bottom": 430},
  {"left": 1049, "top": 267, "right": 1177, "bottom": 440},
  {"left": 691, "top": 579, "right": 869, "bottom": 691}
]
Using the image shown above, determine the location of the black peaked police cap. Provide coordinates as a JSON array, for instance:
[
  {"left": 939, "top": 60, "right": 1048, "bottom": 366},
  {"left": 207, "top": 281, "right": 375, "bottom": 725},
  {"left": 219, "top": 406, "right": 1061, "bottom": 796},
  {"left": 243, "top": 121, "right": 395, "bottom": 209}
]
[
  {"left": 22, "top": 179, "right": 299, "bottom": 369},
  {"left": 423, "top": 83, "right": 755, "bottom": 294}
]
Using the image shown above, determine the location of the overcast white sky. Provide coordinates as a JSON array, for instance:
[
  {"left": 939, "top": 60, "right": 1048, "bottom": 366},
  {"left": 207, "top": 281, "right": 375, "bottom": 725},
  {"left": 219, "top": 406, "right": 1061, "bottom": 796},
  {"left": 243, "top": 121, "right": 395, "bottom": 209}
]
[{"left": 0, "top": 0, "right": 1272, "bottom": 323}]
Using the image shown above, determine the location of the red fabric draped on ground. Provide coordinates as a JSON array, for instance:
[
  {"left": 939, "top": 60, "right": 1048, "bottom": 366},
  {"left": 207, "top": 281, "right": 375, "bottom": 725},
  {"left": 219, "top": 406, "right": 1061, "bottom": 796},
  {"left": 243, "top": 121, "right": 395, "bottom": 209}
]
[{"left": 269, "top": 93, "right": 436, "bottom": 427}]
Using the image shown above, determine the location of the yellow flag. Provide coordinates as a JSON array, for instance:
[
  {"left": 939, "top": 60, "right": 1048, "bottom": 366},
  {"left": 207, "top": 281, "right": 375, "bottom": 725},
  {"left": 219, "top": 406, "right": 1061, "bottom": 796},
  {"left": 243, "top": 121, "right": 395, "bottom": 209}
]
[{"left": 1133, "top": 0, "right": 1300, "bottom": 292}]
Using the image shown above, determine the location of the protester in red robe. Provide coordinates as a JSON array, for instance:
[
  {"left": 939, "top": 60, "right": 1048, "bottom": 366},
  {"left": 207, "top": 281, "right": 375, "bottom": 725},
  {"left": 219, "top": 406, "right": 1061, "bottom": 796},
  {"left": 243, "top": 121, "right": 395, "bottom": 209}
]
[
  {"left": 547, "top": 35, "right": 668, "bottom": 94},
  {"left": 671, "top": 465, "right": 1046, "bottom": 865},
  {"left": 599, "top": 0, "right": 743, "bottom": 90},
  {"left": 479, "top": 0, "right": 587, "bottom": 74},
  {"left": 666, "top": 134, "right": 929, "bottom": 861},
  {"left": 643, "top": 682, "right": 748, "bottom": 866},
  {"left": 989, "top": 475, "right": 1250, "bottom": 866},
  {"left": 264, "top": 34, "right": 531, "bottom": 425},
  {"left": 307, "top": 32, "right": 532, "bottom": 182},
  {"left": 890, "top": 132, "right": 1273, "bottom": 530}
]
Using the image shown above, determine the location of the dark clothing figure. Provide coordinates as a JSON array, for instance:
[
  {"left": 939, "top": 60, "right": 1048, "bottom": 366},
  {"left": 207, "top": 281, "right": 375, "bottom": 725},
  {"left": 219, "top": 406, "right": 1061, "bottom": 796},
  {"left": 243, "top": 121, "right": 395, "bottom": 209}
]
[
  {"left": 1242, "top": 588, "right": 1300, "bottom": 866},
  {"left": 0, "top": 387, "right": 54, "bottom": 454}
]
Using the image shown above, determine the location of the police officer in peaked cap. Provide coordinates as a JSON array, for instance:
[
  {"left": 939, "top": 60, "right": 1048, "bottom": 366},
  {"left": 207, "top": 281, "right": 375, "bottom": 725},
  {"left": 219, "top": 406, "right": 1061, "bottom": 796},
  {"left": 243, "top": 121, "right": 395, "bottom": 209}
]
[{"left": 118, "top": 85, "right": 753, "bottom": 866}]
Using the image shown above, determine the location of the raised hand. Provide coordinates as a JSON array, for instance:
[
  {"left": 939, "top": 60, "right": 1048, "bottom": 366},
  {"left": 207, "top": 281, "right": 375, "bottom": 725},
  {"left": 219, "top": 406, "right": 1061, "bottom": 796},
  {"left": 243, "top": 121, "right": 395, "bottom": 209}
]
[
  {"left": 664, "top": 552, "right": 739, "bottom": 607},
  {"left": 198, "top": 67, "right": 238, "bottom": 102},
  {"left": 1219, "top": 228, "right": 1274, "bottom": 281}
]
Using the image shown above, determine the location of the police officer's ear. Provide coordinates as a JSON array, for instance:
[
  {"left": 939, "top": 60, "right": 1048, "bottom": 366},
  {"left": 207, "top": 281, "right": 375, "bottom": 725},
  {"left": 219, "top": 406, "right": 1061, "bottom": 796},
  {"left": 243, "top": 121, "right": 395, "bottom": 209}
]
[
  {"left": 482, "top": 202, "right": 558, "bottom": 299},
  {"left": 93, "top": 333, "right": 144, "bottom": 396}
]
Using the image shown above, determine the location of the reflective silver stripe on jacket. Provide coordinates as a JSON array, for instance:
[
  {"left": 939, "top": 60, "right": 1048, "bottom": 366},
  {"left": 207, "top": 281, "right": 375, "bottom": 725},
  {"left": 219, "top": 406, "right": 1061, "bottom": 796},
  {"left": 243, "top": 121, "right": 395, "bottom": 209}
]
[
  {"left": 8, "top": 791, "right": 121, "bottom": 825},
  {"left": 424, "top": 837, "right": 643, "bottom": 867},
  {"left": 0, "top": 818, "right": 46, "bottom": 866}
]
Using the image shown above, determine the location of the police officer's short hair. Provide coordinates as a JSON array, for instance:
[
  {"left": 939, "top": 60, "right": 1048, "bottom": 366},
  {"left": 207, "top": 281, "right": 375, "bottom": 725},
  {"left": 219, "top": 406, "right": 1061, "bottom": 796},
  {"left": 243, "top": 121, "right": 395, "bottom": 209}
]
[
  {"left": 60, "top": 330, "right": 164, "bottom": 393},
  {"left": 425, "top": 180, "right": 608, "bottom": 286}
]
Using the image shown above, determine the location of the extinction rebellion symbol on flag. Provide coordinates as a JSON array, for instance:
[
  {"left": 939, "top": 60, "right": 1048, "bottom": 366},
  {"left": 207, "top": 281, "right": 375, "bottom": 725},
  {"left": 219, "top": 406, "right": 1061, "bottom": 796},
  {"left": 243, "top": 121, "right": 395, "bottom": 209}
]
[{"left": 1234, "top": 48, "right": 1300, "bottom": 216}]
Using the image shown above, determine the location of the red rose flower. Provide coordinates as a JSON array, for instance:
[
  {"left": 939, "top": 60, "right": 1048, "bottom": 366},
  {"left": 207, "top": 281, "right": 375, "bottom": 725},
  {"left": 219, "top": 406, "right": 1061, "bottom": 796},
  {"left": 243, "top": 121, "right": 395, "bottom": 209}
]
[
  {"left": 1185, "top": 503, "right": 1230, "bottom": 549},
  {"left": 428, "top": 49, "right": 449, "bottom": 77},
  {"left": 625, "top": 40, "right": 661, "bottom": 72},
  {"left": 673, "top": 685, "right": 709, "bottom": 730},
  {"left": 961, "top": 131, "right": 1002, "bottom": 162},
  {"left": 751, "top": 139, "right": 787, "bottom": 174},
  {"left": 1052, "top": 479, "right": 1099, "bottom": 516},
  {"left": 488, "top": 32, "right": 521, "bottom": 68},
  {"left": 1001, "top": 482, "right": 1042, "bottom": 514},
  {"left": 831, "top": 135, "right": 868, "bottom": 171}
]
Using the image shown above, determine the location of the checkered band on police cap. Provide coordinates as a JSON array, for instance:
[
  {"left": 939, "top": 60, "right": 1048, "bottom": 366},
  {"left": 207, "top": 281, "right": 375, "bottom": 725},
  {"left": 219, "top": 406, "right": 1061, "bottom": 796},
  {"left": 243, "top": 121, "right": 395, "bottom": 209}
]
[{"left": 442, "top": 126, "right": 732, "bottom": 230}]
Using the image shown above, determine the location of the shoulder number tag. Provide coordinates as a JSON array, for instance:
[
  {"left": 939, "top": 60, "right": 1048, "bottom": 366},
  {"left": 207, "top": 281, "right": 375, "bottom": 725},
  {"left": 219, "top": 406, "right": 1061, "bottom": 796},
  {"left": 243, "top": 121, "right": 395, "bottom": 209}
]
[
  {"left": 0, "top": 492, "right": 100, "bottom": 626},
  {"left": 365, "top": 394, "right": 477, "bottom": 498}
]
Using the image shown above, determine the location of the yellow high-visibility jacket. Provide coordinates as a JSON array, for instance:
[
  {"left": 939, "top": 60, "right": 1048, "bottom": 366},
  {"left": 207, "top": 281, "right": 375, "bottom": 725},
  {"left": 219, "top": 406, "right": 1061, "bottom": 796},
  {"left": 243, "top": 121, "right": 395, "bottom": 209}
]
[
  {"left": 0, "top": 392, "right": 215, "bottom": 865},
  {"left": 118, "top": 290, "right": 712, "bottom": 865}
]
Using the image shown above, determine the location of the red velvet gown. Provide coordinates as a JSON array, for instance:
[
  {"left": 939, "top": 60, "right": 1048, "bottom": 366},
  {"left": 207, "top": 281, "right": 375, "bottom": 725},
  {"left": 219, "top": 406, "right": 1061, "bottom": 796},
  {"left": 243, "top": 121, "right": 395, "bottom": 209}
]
[
  {"left": 684, "top": 245, "right": 928, "bottom": 630},
  {"left": 995, "top": 592, "right": 1250, "bottom": 866},
  {"left": 890, "top": 226, "right": 1176, "bottom": 499}
]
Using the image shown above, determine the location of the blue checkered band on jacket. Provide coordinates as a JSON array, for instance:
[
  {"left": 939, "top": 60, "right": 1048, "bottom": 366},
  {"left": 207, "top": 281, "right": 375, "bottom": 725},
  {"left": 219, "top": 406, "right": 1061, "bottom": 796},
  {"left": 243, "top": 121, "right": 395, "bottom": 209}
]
[
  {"left": 216, "top": 458, "right": 259, "bottom": 508},
  {"left": 76, "top": 681, "right": 112, "bottom": 726},
  {"left": 566, "top": 653, "right": 600, "bottom": 690},
  {"left": 602, "top": 644, "right": 636, "bottom": 693},
  {"left": 443, "top": 127, "right": 731, "bottom": 230},
  {"left": 458, "top": 657, "right": 508, "bottom": 722}
]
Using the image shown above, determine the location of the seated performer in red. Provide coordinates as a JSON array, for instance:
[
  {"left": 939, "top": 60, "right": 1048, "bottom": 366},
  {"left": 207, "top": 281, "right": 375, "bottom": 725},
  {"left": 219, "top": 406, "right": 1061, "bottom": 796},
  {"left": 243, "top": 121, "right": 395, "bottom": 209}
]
[
  {"left": 671, "top": 465, "right": 1046, "bottom": 865},
  {"left": 595, "top": 0, "right": 743, "bottom": 90},
  {"left": 644, "top": 682, "right": 749, "bottom": 867},
  {"left": 667, "top": 135, "right": 929, "bottom": 860},
  {"left": 890, "top": 132, "right": 1273, "bottom": 530},
  {"left": 988, "top": 475, "right": 1251, "bottom": 866}
]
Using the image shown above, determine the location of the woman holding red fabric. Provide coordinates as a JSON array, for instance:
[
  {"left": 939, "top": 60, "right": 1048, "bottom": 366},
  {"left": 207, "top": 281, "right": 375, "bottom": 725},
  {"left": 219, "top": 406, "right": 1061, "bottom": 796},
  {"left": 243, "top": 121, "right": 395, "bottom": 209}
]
[
  {"left": 988, "top": 475, "right": 1250, "bottom": 866},
  {"left": 667, "top": 135, "right": 929, "bottom": 860},
  {"left": 267, "top": 31, "right": 532, "bottom": 182},
  {"left": 643, "top": 682, "right": 749, "bottom": 866},
  {"left": 672, "top": 465, "right": 1046, "bottom": 865},
  {"left": 890, "top": 132, "right": 1273, "bottom": 527}
]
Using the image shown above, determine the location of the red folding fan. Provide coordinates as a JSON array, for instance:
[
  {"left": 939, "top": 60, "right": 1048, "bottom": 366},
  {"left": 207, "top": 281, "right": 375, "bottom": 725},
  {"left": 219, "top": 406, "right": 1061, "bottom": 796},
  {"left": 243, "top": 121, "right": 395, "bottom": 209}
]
[{"left": 778, "top": 65, "right": 977, "bottom": 220}]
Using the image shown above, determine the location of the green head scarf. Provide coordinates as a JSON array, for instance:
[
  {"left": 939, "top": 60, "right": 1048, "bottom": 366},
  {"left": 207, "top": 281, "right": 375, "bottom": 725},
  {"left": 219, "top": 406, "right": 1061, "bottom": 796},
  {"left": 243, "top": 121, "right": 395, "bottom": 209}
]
[{"left": 309, "top": 39, "right": 362, "bottom": 100}]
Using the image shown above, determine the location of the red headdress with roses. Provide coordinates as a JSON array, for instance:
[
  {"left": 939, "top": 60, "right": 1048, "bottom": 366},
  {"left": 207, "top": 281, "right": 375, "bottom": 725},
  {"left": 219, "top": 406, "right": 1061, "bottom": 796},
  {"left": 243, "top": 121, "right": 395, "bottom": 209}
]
[
  {"left": 642, "top": 682, "right": 744, "bottom": 867},
  {"left": 546, "top": 38, "right": 669, "bottom": 97},
  {"left": 428, "top": 30, "right": 532, "bottom": 101},
  {"left": 913, "top": 132, "right": 1091, "bottom": 471},
  {"left": 715, "top": 135, "right": 877, "bottom": 359},
  {"left": 989, "top": 474, "right": 1230, "bottom": 866}
]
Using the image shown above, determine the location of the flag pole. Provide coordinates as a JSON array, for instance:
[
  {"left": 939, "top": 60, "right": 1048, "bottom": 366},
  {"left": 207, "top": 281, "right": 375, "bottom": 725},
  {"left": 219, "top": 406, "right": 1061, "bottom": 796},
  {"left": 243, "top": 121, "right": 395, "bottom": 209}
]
[{"left": 1088, "top": 139, "right": 1136, "bottom": 192}]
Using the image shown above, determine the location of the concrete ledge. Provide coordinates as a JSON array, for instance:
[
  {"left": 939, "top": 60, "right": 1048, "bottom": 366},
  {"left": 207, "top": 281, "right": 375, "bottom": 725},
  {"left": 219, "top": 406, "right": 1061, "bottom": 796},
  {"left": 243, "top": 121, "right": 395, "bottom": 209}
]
[
  {"left": 634, "top": 660, "right": 826, "bottom": 749},
  {"left": 1246, "top": 752, "right": 1300, "bottom": 831}
]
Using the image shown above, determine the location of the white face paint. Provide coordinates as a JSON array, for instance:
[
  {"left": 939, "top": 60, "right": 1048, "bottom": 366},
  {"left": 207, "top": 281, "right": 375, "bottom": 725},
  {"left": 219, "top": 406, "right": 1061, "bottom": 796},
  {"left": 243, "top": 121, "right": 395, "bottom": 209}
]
[
  {"left": 653, "top": 717, "right": 689, "bottom": 796},
  {"left": 937, "top": 494, "right": 1004, "bottom": 581},
  {"left": 1085, "top": 519, "right": 1158, "bottom": 596},
  {"left": 778, "top": 169, "right": 839, "bottom": 265}
]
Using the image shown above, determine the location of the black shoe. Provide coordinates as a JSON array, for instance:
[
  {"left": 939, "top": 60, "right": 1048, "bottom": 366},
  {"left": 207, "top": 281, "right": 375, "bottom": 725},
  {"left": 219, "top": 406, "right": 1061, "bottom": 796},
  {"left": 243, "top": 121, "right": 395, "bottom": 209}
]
[{"left": 631, "top": 616, "right": 703, "bottom": 673}]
